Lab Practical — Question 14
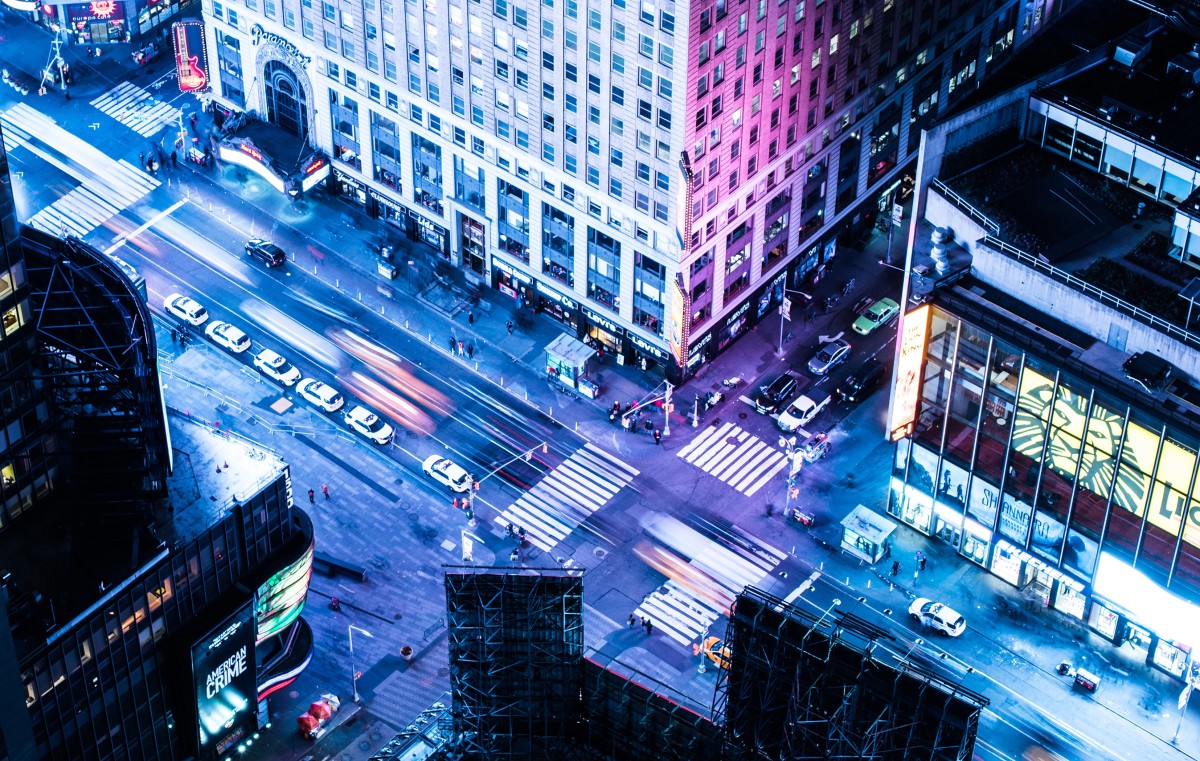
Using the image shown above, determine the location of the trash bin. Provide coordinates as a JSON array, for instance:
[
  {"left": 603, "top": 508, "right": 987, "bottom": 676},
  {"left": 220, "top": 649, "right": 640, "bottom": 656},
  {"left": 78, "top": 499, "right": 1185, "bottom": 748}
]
[
  {"left": 1073, "top": 668, "right": 1100, "bottom": 692},
  {"left": 377, "top": 260, "right": 398, "bottom": 279}
]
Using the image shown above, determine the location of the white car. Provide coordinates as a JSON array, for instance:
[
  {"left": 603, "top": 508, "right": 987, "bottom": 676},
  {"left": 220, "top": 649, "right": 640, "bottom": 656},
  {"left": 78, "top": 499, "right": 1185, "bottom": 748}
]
[
  {"left": 163, "top": 293, "right": 209, "bottom": 326},
  {"left": 422, "top": 455, "right": 471, "bottom": 492},
  {"left": 253, "top": 349, "right": 302, "bottom": 386},
  {"left": 203, "top": 320, "right": 251, "bottom": 354},
  {"left": 344, "top": 405, "right": 394, "bottom": 445},
  {"left": 777, "top": 392, "right": 831, "bottom": 432},
  {"left": 908, "top": 598, "right": 967, "bottom": 637},
  {"left": 296, "top": 379, "right": 345, "bottom": 413}
]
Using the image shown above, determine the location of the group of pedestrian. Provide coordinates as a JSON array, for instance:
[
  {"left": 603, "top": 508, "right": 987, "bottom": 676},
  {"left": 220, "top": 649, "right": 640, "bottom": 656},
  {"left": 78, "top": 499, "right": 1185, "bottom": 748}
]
[
  {"left": 889, "top": 551, "right": 928, "bottom": 579},
  {"left": 448, "top": 336, "right": 475, "bottom": 358},
  {"left": 306, "top": 485, "right": 331, "bottom": 503},
  {"left": 627, "top": 614, "right": 654, "bottom": 635}
]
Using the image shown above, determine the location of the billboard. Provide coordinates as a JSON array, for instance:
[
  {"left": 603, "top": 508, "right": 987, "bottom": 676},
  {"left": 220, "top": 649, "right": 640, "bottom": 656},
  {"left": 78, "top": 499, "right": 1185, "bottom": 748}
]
[
  {"left": 173, "top": 21, "right": 210, "bottom": 93},
  {"left": 888, "top": 304, "right": 930, "bottom": 441},
  {"left": 192, "top": 603, "right": 257, "bottom": 757},
  {"left": 256, "top": 540, "right": 313, "bottom": 641}
]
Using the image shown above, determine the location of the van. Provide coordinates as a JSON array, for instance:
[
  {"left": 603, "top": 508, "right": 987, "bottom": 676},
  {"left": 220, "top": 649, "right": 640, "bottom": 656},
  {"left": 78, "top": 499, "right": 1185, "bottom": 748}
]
[{"left": 837, "top": 359, "right": 886, "bottom": 403}]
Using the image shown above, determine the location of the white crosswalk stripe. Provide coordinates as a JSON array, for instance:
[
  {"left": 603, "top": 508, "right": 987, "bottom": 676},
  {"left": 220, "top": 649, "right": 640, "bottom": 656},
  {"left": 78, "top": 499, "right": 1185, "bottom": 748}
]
[
  {"left": 675, "top": 421, "right": 789, "bottom": 497},
  {"left": 497, "top": 444, "right": 639, "bottom": 552},
  {"left": 90, "top": 82, "right": 181, "bottom": 137},
  {"left": 633, "top": 517, "right": 787, "bottom": 647},
  {"left": 1, "top": 103, "right": 159, "bottom": 238}
]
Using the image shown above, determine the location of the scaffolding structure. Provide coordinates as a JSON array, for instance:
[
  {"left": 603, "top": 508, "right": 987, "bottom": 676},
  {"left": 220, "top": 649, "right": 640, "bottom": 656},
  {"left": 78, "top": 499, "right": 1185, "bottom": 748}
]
[
  {"left": 444, "top": 568, "right": 585, "bottom": 761},
  {"left": 22, "top": 233, "right": 170, "bottom": 505},
  {"left": 714, "top": 587, "right": 988, "bottom": 760}
]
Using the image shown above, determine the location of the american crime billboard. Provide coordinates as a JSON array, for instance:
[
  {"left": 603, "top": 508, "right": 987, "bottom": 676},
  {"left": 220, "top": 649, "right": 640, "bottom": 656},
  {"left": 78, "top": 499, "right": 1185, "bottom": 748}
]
[{"left": 192, "top": 603, "right": 257, "bottom": 757}]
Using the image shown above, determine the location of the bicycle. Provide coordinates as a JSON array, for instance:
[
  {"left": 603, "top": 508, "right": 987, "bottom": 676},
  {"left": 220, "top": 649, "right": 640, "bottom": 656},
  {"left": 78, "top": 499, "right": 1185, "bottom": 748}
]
[{"left": 842, "top": 278, "right": 856, "bottom": 296}]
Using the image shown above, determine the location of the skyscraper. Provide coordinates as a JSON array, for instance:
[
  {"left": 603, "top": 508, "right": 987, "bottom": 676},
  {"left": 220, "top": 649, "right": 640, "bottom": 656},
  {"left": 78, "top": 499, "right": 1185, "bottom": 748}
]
[
  {"left": 0, "top": 124, "right": 315, "bottom": 761},
  {"left": 204, "top": 0, "right": 1073, "bottom": 377}
]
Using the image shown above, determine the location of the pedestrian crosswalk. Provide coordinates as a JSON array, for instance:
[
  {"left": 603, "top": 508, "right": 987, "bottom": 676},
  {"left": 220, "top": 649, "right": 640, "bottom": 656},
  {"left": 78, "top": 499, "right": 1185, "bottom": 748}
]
[
  {"left": 632, "top": 514, "right": 787, "bottom": 647},
  {"left": 496, "top": 443, "right": 639, "bottom": 552},
  {"left": 90, "top": 82, "right": 181, "bottom": 137},
  {"left": 0, "top": 103, "right": 159, "bottom": 238},
  {"left": 675, "top": 421, "right": 789, "bottom": 497}
]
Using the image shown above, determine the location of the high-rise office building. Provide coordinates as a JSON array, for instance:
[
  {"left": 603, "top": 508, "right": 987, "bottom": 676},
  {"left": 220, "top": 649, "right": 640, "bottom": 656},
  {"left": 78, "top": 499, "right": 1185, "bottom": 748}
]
[
  {"left": 0, "top": 125, "right": 315, "bottom": 761},
  {"left": 202, "top": 0, "right": 1071, "bottom": 377}
]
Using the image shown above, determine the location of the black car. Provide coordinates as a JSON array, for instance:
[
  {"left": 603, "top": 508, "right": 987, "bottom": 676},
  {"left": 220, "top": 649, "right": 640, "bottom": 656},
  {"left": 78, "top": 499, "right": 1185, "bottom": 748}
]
[
  {"left": 837, "top": 359, "right": 886, "bottom": 403},
  {"left": 245, "top": 238, "right": 287, "bottom": 267},
  {"left": 755, "top": 373, "right": 798, "bottom": 414}
]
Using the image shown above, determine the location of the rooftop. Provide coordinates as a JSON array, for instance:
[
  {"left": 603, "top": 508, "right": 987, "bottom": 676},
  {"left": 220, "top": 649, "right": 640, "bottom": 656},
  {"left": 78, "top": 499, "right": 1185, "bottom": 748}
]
[
  {"left": 1036, "top": 28, "right": 1200, "bottom": 166},
  {"left": 0, "top": 408, "right": 284, "bottom": 659}
]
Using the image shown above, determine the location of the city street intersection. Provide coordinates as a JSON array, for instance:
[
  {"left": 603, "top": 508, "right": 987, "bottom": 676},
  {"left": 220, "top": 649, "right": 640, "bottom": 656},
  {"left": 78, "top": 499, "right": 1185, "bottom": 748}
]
[{"left": 0, "top": 14, "right": 1196, "bottom": 761}]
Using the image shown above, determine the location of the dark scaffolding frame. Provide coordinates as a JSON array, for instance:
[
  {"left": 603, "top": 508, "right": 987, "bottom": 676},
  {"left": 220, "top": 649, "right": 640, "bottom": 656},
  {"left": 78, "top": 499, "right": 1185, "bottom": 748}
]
[
  {"left": 714, "top": 587, "right": 988, "bottom": 760},
  {"left": 22, "top": 233, "right": 170, "bottom": 504},
  {"left": 444, "top": 568, "right": 585, "bottom": 761}
]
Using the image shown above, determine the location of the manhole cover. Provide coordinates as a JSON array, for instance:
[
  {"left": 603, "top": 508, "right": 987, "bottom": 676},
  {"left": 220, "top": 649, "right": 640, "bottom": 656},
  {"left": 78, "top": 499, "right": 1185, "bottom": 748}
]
[
  {"left": 593, "top": 547, "right": 608, "bottom": 559},
  {"left": 738, "top": 412, "right": 748, "bottom": 419}
]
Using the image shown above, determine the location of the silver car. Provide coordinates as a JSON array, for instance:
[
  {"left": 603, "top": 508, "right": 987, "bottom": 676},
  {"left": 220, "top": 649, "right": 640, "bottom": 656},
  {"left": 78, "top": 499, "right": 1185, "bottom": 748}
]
[{"left": 807, "top": 338, "right": 851, "bottom": 376}]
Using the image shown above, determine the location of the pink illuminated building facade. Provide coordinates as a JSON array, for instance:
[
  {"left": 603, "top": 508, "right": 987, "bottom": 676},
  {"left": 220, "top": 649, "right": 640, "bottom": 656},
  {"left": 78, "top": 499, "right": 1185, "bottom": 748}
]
[{"left": 203, "top": 0, "right": 1072, "bottom": 377}]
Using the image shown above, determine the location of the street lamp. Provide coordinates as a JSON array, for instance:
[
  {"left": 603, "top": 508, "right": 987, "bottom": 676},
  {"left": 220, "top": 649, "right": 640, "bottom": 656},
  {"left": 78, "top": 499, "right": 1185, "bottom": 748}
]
[
  {"left": 777, "top": 288, "right": 813, "bottom": 357},
  {"left": 348, "top": 624, "right": 373, "bottom": 703}
]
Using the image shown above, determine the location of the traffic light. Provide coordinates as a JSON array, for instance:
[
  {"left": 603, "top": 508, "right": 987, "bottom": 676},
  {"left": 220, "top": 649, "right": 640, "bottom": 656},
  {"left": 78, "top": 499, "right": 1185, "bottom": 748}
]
[
  {"left": 472, "top": 480, "right": 480, "bottom": 492},
  {"left": 465, "top": 506, "right": 474, "bottom": 521},
  {"left": 692, "top": 643, "right": 702, "bottom": 656},
  {"left": 789, "top": 487, "right": 800, "bottom": 500}
]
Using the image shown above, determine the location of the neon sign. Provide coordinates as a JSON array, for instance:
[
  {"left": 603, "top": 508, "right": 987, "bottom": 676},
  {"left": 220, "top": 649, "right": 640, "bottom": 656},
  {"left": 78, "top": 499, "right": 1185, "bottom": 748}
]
[
  {"left": 888, "top": 304, "right": 930, "bottom": 441},
  {"left": 89, "top": 0, "right": 115, "bottom": 16}
]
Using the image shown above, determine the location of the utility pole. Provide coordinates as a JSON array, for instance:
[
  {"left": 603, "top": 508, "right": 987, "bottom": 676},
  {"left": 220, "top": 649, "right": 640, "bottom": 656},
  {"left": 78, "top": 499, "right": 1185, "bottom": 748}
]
[
  {"left": 663, "top": 382, "right": 673, "bottom": 437},
  {"left": 777, "top": 288, "right": 813, "bottom": 357}
]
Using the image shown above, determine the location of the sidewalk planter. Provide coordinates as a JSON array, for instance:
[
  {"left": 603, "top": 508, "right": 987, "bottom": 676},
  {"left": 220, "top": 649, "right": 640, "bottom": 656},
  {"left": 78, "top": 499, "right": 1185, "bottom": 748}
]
[{"left": 400, "top": 645, "right": 414, "bottom": 663}]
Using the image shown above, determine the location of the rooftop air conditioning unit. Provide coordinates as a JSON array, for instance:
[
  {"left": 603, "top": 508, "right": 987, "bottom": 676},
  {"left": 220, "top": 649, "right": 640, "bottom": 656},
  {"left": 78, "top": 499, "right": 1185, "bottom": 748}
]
[{"left": 1114, "top": 37, "right": 1150, "bottom": 68}]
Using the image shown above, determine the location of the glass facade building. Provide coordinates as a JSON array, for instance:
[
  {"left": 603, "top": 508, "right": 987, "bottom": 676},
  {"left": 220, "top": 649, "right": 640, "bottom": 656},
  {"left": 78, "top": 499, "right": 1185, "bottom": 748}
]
[{"left": 890, "top": 291, "right": 1200, "bottom": 680}]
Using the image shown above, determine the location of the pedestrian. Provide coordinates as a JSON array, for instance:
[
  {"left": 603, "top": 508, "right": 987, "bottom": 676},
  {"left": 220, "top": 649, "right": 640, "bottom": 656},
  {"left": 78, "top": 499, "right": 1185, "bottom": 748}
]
[
  {"left": 506, "top": 320, "right": 514, "bottom": 335},
  {"left": 171, "top": 150, "right": 178, "bottom": 167},
  {"left": 457, "top": 340, "right": 465, "bottom": 357},
  {"left": 467, "top": 343, "right": 475, "bottom": 359},
  {"left": 653, "top": 429, "right": 662, "bottom": 445},
  {"left": 628, "top": 614, "right": 636, "bottom": 629},
  {"left": 64, "top": 90, "right": 70, "bottom": 101},
  {"left": 468, "top": 311, "right": 475, "bottom": 325},
  {"left": 138, "top": 152, "right": 145, "bottom": 168},
  {"left": 453, "top": 497, "right": 460, "bottom": 509},
  {"left": 170, "top": 327, "right": 178, "bottom": 343},
  {"left": 644, "top": 419, "right": 653, "bottom": 434},
  {"left": 624, "top": 403, "right": 632, "bottom": 415},
  {"left": 322, "top": 484, "right": 330, "bottom": 500},
  {"left": 766, "top": 504, "right": 775, "bottom": 517},
  {"left": 622, "top": 416, "right": 632, "bottom": 433},
  {"left": 449, "top": 336, "right": 457, "bottom": 352},
  {"left": 919, "top": 553, "right": 927, "bottom": 572},
  {"left": 640, "top": 617, "right": 648, "bottom": 631},
  {"left": 890, "top": 560, "right": 900, "bottom": 577},
  {"left": 645, "top": 619, "right": 653, "bottom": 635},
  {"left": 307, "top": 488, "right": 315, "bottom": 503}
]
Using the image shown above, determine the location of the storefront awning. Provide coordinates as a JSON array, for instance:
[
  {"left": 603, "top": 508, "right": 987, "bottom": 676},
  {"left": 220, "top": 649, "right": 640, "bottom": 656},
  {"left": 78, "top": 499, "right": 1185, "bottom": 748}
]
[{"left": 1094, "top": 552, "right": 1200, "bottom": 647}]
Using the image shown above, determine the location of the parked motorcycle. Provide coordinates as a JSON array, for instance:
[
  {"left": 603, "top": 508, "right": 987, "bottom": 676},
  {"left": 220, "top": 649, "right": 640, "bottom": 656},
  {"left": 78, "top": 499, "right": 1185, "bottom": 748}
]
[
  {"left": 704, "top": 391, "right": 724, "bottom": 410},
  {"left": 722, "top": 376, "right": 743, "bottom": 388}
]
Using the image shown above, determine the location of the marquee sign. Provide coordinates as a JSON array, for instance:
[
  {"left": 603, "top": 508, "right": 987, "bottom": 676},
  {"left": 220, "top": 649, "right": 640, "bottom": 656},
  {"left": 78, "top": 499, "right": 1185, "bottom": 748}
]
[{"left": 172, "top": 21, "right": 209, "bottom": 93}]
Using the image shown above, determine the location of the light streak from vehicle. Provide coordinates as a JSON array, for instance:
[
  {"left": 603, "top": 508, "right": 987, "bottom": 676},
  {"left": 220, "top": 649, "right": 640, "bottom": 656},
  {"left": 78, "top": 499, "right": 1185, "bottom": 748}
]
[{"left": 339, "top": 370, "right": 435, "bottom": 436}]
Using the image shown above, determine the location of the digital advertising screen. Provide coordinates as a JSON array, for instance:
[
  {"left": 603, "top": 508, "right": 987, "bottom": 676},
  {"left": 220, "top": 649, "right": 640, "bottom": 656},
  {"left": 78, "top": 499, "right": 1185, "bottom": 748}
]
[
  {"left": 192, "top": 603, "right": 257, "bottom": 757},
  {"left": 256, "top": 540, "right": 313, "bottom": 642}
]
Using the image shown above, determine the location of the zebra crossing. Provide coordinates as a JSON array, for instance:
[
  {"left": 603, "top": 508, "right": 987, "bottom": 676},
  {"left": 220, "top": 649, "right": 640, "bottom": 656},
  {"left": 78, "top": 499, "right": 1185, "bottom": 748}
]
[
  {"left": 675, "top": 421, "right": 789, "bottom": 497},
  {"left": 496, "top": 443, "right": 639, "bottom": 552},
  {"left": 632, "top": 514, "right": 786, "bottom": 647},
  {"left": 90, "top": 82, "right": 181, "bottom": 137},
  {"left": 0, "top": 103, "right": 159, "bottom": 238}
]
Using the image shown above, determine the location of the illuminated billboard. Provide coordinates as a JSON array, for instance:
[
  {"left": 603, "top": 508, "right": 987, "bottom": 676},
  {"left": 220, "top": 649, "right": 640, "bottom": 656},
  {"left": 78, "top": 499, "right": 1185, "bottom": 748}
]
[
  {"left": 666, "top": 274, "right": 689, "bottom": 367},
  {"left": 256, "top": 539, "right": 314, "bottom": 641},
  {"left": 192, "top": 604, "right": 257, "bottom": 758},
  {"left": 888, "top": 304, "right": 930, "bottom": 441},
  {"left": 172, "top": 21, "right": 210, "bottom": 93}
]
